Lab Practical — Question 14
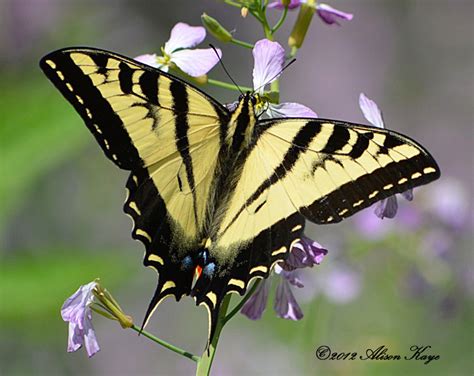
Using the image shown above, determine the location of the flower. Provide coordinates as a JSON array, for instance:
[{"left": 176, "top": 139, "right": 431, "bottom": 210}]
[
  {"left": 316, "top": 3, "right": 354, "bottom": 25},
  {"left": 274, "top": 277, "right": 304, "bottom": 319},
  {"left": 320, "top": 265, "right": 361, "bottom": 304},
  {"left": 135, "top": 22, "right": 221, "bottom": 77},
  {"left": 354, "top": 208, "right": 394, "bottom": 240},
  {"left": 241, "top": 236, "right": 327, "bottom": 320},
  {"left": 61, "top": 281, "right": 100, "bottom": 357},
  {"left": 252, "top": 39, "right": 317, "bottom": 118},
  {"left": 359, "top": 93, "right": 413, "bottom": 219},
  {"left": 268, "top": 1, "right": 353, "bottom": 26},
  {"left": 240, "top": 279, "right": 270, "bottom": 320},
  {"left": 423, "top": 177, "right": 470, "bottom": 230},
  {"left": 268, "top": 0, "right": 302, "bottom": 10},
  {"left": 282, "top": 236, "right": 328, "bottom": 270}
]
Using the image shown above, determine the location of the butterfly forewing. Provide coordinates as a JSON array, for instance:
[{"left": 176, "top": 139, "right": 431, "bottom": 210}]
[
  {"left": 40, "top": 48, "right": 229, "bottom": 240},
  {"left": 214, "top": 118, "right": 439, "bottom": 254}
]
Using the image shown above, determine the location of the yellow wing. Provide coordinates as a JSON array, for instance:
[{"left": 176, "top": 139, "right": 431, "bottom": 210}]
[
  {"left": 40, "top": 47, "right": 229, "bottom": 243},
  {"left": 214, "top": 118, "right": 440, "bottom": 257}
]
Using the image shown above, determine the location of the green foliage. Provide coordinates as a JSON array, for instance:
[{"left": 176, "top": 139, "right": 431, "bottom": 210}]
[
  {"left": 0, "top": 76, "right": 88, "bottom": 229},
  {"left": 0, "top": 248, "right": 134, "bottom": 340}
]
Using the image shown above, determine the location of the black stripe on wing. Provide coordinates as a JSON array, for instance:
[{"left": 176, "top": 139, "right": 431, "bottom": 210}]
[
  {"left": 170, "top": 80, "right": 199, "bottom": 226},
  {"left": 40, "top": 48, "right": 231, "bottom": 171},
  {"left": 40, "top": 50, "right": 143, "bottom": 170},
  {"left": 253, "top": 118, "right": 440, "bottom": 225},
  {"left": 300, "top": 121, "right": 440, "bottom": 224}
]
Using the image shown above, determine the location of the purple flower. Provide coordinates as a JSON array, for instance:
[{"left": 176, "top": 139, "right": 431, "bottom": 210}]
[
  {"left": 252, "top": 39, "right": 317, "bottom": 118},
  {"left": 268, "top": 0, "right": 302, "bottom": 10},
  {"left": 274, "top": 278, "right": 304, "bottom": 320},
  {"left": 268, "top": 1, "right": 353, "bottom": 26},
  {"left": 61, "top": 281, "right": 100, "bottom": 357},
  {"left": 241, "top": 236, "right": 327, "bottom": 320},
  {"left": 321, "top": 265, "right": 361, "bottom": 304},
  {"left": 316, "top": 3, "right": 353, "bottom": 25},
  {"left": 423, "top": 177, "right": 470, "bottom": 230},
  {"left": 240, "top": 279, "right": 270, "bottom": 320},
  {"left": 135, "top": 22, "right": 221, "bottom": 77},
  {"left": 354, "top": 208, "right": 394, "bottom": 240},
  {"left": 282, "top": 235, "right": 328, "bottom": 270},
  {"left": 359, "top": 93, "right": 413, "bottom": 219}
]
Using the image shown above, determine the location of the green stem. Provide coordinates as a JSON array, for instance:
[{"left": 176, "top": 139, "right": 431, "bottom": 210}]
[
  {"left": 223, "top": 0, "right": 241, "bottom": 7},
  {"left": 195, "top": 295, "right": 232, "bottom": 376},
  {"left": 131, "top": 325, "right": 199, "bottom": 362},
  {"left": 230, "top": 38, "right": 254, "bottom": 49},
  {"left": 271, "top": 6, "right": 288, "bottom": 34},
  {"left": 249, "top": 8, "right": 264, "bottom": 23},
  {"left": 207, "top": 78, "right": 253, "bottom": 92},
  {"left": 290, "top": 46, "right": 299, "bottom": 58},
  {"left": 223, "top": 280, "right": 261, "bottom": 324},
  {"left": 262, "top": 14, "right": 273, "bottom": 40}
]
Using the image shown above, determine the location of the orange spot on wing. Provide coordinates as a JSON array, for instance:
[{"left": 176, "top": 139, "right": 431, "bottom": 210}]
[{"left": 195, "top": 265, "right": 203, "bottom": 279}]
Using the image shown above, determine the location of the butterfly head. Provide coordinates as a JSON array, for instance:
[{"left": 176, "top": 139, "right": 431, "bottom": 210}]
[
  {"left": 237, "top": 91, "right": 268, "bottom": 118},
  {"left": 238, "top": 91, "right": 257, "bottom": 105}
]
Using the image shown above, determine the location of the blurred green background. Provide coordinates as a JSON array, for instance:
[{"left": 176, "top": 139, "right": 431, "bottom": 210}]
[{"left": 1, "top": 1, "right": 473, "bottom": 375}]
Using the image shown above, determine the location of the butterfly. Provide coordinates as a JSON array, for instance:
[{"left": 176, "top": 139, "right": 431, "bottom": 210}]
[{"left": 40, "top": 47, "right": 440, "bottom": 346}]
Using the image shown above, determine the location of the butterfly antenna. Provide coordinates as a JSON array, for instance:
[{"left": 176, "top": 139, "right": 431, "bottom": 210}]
[
  {"left": 253, "top": 58, "right": 296, "bottom": 94},
  {"left": 209, "top": 44, "right": 244, "bottom": 95}
]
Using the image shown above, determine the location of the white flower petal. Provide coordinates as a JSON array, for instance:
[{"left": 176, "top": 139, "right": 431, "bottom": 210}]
[
  {"left": 359, "top": 93, "right": 384, "bottom": 128},
  {"left": 252, "top": 39, "right": 285, "bottom": 92},
  {"left": 134, "top": 54, "right": 159, "bottom": 68},
  {"left": 83, "top": 311, "right": 100, "bottom": 357},
  {"left": 171, "top": 48, "right": 221, "bottom": 77},
  {"left": 267, "top": 102, "right": 317, "bottom": 118},
  {"left": 225, "top": 100, "right": 239, "bottom": 112},
  {"left": 67, "top": 322, "right": 84, "bottom": 353},
  {"left": 61, "top": 281, "right": 96, "bottom": 327},
  {"left": 164, "top": 22, "right": 206, "bottom": 54}
]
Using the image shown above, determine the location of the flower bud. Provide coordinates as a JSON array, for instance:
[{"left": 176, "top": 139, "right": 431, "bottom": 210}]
[
  {"left": 288, "top": 0, "right": 316, "bottom": 49},
  {"left": 281, "top": 0, "right": 291, "bottom": 6},
  {"left": 241, "top": 7, "right": 249, "bottom": 18},
  {"left": 201, "top": 13, "right": 233, "bottom": 43}
]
